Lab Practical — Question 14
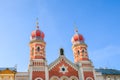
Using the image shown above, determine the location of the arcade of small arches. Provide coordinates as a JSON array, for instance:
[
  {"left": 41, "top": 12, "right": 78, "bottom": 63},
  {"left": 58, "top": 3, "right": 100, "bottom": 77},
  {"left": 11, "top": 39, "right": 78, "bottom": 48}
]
[{"left": 34, "top": 76, "right": 94, "bottom": 80}]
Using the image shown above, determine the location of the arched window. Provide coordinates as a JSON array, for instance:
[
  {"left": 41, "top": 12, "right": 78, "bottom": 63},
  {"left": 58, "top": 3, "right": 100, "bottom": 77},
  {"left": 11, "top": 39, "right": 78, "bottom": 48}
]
[
  {"left": 78, "top": 50, "right": 80, "bottom": 55},
  {"left": 106, "top": 76, "right": 111, "bottom": 80},
  {"left": 82, "top": 49, "right": 84, "bottom": 53},
  {"left": 60, "top": 76, "right": 68, "bottom": 80},
  {"left": 37, "top": 47, "right": 40, "bottom": 52},
  {"left": 50, "top": 76, "right": 59, "bottom": 80},
  {"left": 81, "top": 49, "right": 85, "bottom": 56},
  {"left": 53, "top": 78, "right": 58, "bottom": 80}
]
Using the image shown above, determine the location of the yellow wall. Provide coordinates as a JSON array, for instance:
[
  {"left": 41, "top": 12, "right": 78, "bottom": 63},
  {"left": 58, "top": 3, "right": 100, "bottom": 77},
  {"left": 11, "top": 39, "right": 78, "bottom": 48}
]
[{"left": 0, "top": 69, "right": 16, "bottom": 80}]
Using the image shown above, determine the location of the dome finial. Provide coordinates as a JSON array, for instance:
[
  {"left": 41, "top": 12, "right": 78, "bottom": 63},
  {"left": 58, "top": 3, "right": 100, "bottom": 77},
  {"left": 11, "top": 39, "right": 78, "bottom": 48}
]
[
  {"left": 36, "top": 17, "right": 39, "bottom": 29},
  {"left": 74, "top": 23, "right": 78, "bottom": 33}
]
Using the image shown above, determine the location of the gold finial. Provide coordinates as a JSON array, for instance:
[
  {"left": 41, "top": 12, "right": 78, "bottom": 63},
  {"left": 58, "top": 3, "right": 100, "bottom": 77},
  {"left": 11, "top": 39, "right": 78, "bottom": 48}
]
[
  {"left": 74, "top": 23, "right": 78, "bottom": 33},
  {"left": 36, "top": 17, "right": 39, "bottom": 29}
]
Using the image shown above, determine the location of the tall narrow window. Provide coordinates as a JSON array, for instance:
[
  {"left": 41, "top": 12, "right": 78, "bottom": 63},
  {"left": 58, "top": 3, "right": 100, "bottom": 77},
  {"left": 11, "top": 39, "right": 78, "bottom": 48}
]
[
  {"left": 37, "top": 47, "right": 40, "bottom": 52},
  {"left": 82, "top": 49, "right": 84, "bottom": 53},
  {"left": 78, "top": 50, "right": 80, "bottom": 55}
]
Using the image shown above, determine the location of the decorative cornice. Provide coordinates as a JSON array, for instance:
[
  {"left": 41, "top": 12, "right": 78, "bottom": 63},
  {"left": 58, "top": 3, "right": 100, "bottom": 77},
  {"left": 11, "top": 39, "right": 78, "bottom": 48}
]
[
  {"left": 29, "top": 40, "right": 46, "bottom": 44},
  {"left": 72, "top": 43, "right": 87, "bottom": 49}
]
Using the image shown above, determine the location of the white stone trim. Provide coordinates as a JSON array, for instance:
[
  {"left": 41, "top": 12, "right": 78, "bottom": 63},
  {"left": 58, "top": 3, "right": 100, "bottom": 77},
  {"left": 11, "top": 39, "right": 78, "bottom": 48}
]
[
  {"left": 33, "top": 66, "right": 45, "bottom": 71},
  {"left": 48, "top": 58, "right": 61, "bottom": 70},
  {"left": 93, "top": 69, "right": 97, "bottom": 80},
  {"left": 29, "top": 66, "right": 32, "bottom": 80},
  {"left": 79, "top": 61, "right": 91, "bottom": 64},
  {"left": 80, "top": 67, "right": 84, "bottom": 80},
  {"left": 35, "top": 77, "right": 43, "bottom": 80},
  {"left": 45, "top": 61, "right": 49, "bottom": 80},
  {"left": 32, "top": 59, "right": 45, "bottom": 62},
  {"left": 82, "top": 67, "right": 94, "bottom": 71}
]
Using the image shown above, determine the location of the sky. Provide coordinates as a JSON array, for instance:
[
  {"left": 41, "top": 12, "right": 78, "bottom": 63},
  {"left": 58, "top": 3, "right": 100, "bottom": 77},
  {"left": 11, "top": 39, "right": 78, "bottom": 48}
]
[{"left": 0, "top": 0, "right": 120, "bottom": 71}]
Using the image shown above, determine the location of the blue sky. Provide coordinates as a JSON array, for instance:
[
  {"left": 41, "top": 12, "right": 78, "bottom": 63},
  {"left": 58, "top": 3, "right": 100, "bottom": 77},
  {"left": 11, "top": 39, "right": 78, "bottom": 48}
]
[{"left": 0, "top": 0, "right": 120, "bottom": 71}]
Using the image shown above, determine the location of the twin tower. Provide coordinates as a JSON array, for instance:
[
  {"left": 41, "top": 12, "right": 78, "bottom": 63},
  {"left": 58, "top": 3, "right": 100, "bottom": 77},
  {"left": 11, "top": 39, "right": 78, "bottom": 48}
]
[{"left": 28, "top": 22, "right": 96, "bottom": 80}]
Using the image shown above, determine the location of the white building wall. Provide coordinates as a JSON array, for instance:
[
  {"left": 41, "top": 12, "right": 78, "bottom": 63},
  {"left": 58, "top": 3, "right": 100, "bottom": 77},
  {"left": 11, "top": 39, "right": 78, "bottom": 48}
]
[{"left": 15, "top": 72, "right": 29, "bottom": 80}]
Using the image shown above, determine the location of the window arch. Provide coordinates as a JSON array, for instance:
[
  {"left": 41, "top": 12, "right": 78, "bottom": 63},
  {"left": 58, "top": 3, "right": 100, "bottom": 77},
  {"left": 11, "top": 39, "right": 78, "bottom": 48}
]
[
  {"left": 106, "top": 76, "right": 111, "bottom": 80},
  {"left": 60, "top": 76, "right": 68, "bottom": 80},
  {"left": 70, "top": 76, "right": 78, "bottom": 80},
  {"left": 35, "top": 77, "right": 43, "bottom": 80},
  {"left": 86, "top": 77, "right": 93, "bottom": 80},
  {"left": 50, "top": 76, "right": 59, "bottom": 80}
]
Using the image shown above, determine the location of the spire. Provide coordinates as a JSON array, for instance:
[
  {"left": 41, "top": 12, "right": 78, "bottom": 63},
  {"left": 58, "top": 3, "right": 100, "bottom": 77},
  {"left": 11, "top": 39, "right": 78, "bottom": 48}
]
[
  {"left": 74, "top": 23, "right": 78, "bottom": 34},
  {"left": 36, "top": 17, "right": 39, "bottom": 29},
  {"left": 75, "top": 27, "right": 78, "bottom": 33}
]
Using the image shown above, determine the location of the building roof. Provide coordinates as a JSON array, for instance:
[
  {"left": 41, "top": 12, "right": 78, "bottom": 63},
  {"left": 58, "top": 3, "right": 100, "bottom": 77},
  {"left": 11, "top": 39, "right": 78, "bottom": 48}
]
[
  {"left": 0, "top": 67, "right": 17, "bottom": 71},
  {"left": 96, "top": 68, "right": 120, "bottom": 75}
]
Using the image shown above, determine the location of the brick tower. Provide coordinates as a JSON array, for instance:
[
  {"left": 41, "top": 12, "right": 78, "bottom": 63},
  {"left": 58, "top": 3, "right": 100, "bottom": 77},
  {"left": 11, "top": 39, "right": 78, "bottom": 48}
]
[
  {"left": 28, "top": 21, "right": 48, "bottom": 80},
  {"left": 71, "top": 29, "right": 96, "bottom": 80}
]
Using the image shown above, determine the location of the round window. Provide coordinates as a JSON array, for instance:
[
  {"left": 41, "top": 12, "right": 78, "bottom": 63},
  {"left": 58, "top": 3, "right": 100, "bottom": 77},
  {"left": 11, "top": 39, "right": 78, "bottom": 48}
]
[{"left": 62, "top": 68, "right": 65, "bottom": 71}]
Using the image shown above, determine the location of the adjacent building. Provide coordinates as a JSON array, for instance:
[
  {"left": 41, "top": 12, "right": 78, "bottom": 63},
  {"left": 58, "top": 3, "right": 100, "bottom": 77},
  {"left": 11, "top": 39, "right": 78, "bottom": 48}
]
[{"left": 0, "top": 68, "right": 16, "bottom": 80}]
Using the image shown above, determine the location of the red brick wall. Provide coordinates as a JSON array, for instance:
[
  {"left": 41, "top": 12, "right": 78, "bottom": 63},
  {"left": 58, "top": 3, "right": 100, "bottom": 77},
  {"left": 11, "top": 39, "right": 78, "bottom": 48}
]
[
  {"left": 83, "top": 71, "right": 94, "bottom": 80},
  {"left": 32, "top": 71, "right": 45, "bottom": 80}
]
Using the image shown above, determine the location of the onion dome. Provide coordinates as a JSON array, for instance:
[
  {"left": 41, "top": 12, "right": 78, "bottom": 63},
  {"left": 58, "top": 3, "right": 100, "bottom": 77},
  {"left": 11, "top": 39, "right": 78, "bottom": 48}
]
[
  {"left": 71, "top": 29, "right": 84, "bottom": 44},
  {"left": 30, "top": 20, "right": 45, "bottom": 41}
]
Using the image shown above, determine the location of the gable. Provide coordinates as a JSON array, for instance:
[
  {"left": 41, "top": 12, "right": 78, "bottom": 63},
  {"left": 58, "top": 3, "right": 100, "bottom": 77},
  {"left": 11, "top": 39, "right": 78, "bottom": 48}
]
[
  {"left": 49, "top": 56, "right": 78, "bottom": 70},
  {"left": 48, "top": 56, "right": 79, "bottom": 78}
]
